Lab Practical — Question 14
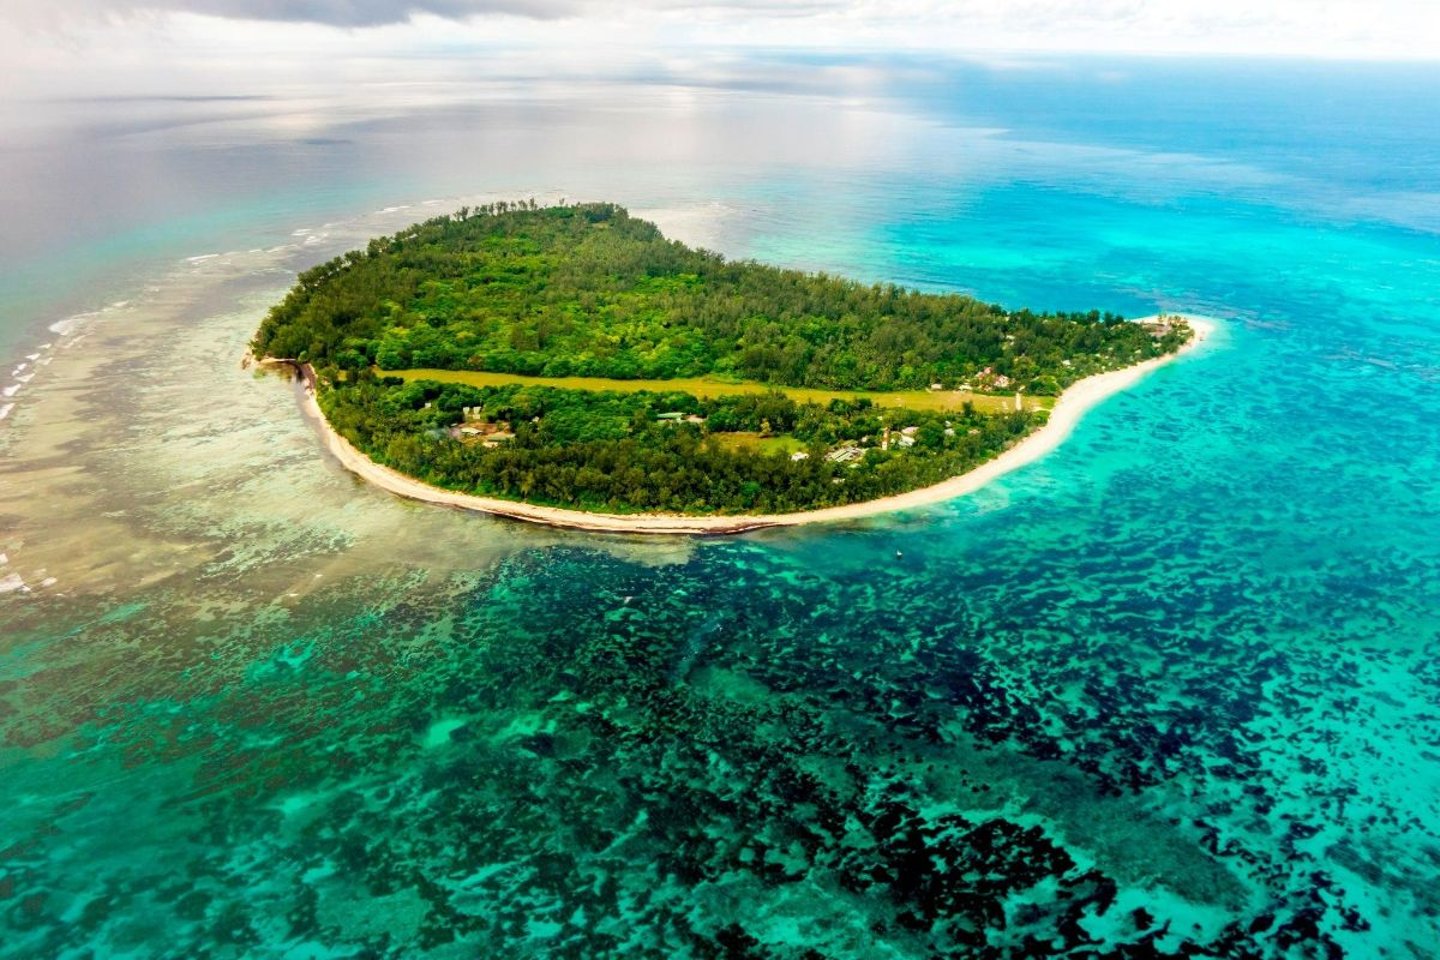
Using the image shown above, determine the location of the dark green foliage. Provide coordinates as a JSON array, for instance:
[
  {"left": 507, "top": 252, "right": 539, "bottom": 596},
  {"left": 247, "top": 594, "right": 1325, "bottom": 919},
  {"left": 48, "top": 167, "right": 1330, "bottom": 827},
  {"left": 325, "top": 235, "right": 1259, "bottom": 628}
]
[
  {"left": 318, "top": 379, "right": 1038, "bottom": 515},
  {"left": 253, "top": 201, "right": 1186, "bottom": 393},
  {"left": 256, "top": 202, "right": 1188, "bottom": 514}
]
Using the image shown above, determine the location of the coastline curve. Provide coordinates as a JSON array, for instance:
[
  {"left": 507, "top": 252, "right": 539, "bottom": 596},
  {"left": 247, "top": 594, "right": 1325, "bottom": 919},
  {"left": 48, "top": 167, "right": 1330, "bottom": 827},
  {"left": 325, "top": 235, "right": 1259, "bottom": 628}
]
[{"left": 274, "top": 315, "right": 1213, "bottom": 536}]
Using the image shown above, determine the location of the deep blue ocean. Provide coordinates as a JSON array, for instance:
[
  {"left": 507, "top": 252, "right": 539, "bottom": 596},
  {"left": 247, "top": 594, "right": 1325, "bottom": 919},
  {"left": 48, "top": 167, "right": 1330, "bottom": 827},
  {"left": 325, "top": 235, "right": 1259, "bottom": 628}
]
[{"left": 2, "top": 56, "right": 1438, "bottom": 958}]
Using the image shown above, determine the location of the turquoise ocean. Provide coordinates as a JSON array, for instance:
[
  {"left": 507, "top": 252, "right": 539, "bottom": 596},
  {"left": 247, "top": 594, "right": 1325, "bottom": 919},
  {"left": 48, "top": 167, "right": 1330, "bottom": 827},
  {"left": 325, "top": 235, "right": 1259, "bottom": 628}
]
[{"left": 1, "top": 56, "right": 1439, "bottom": 957}]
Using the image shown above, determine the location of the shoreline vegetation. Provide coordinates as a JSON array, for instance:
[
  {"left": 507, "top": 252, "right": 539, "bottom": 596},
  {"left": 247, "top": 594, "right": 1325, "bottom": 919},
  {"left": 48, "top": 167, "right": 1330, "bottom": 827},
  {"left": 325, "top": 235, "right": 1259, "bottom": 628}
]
[
  {"left": 250, "top": 202, "right": 1206, "bottom": 534},
  {"left": 264, "top": 316, "right": 1211, "bottom": 536}
]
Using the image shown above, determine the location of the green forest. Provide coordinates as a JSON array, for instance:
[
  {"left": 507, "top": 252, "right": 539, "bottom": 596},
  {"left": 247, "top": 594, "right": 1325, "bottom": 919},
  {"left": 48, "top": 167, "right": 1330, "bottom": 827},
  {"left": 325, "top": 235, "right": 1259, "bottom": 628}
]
[{"left": 254, "top": 202, "right": 1190, "bottom": 515}]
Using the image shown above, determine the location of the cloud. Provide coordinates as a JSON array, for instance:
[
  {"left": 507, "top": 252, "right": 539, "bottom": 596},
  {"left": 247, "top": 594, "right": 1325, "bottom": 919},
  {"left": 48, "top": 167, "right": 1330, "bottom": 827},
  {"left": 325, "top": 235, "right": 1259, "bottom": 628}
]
[
  {"left": 196, "top": 0, "right": 579, "bottom": 24},
  {"left": 1, "top": 0, "right": 1435, "bottom": 58},
  {"left": 2, "top": 0, "right": 581, "bottom": 28}
]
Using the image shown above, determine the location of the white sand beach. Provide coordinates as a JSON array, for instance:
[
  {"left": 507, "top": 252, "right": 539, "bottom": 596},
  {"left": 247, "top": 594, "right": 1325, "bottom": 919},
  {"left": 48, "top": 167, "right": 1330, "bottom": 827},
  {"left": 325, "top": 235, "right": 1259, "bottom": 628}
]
[{"left": 287, "top": 315, "right": 1213, "bottom": 536}]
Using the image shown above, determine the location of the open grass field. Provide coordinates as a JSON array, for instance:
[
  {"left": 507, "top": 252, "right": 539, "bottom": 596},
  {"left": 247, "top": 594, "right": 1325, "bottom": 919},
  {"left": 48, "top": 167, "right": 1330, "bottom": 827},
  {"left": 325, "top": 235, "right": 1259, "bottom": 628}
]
[
  {"left": 383, "top": 369, "right": 1054, "bottom": 413},
  {"left": 710, "top": 432, "right": 808, "bottom": 456}
]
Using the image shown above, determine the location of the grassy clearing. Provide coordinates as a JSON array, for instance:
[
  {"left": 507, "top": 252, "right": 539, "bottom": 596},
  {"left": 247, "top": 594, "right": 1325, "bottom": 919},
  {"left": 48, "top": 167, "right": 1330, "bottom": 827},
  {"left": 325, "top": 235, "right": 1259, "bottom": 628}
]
[
  {"left": 383, "top": 369, "right": 1054, "bottom": 413},
  {"left": 711, "top": 432, "right": 807, "bottom": 456}
]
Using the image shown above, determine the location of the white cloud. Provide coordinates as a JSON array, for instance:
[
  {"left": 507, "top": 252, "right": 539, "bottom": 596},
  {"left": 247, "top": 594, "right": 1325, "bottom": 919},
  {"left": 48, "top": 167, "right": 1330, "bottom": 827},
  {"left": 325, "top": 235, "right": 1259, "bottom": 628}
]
[
  {"left": 0, "top": 0, "right": 1436, "bottom": 102},
  {"left": 0, "top": 0, "right": 578, "bottom": 28},
  {"left": 2, "top": 0, "right": 1436, "bottom": 49}
]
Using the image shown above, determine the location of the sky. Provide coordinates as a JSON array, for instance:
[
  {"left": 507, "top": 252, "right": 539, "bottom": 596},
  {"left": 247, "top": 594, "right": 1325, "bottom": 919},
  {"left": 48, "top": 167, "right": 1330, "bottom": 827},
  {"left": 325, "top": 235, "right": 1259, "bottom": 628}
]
[{"left": 1, "top": 1, "right": 1437, "bottom": 100}]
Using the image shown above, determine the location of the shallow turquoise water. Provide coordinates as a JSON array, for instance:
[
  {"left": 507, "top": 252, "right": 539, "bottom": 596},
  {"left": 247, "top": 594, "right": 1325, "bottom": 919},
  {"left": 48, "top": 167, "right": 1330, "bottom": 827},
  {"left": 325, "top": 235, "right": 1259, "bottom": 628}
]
[{"left": 2, "top": 58, "right": 1439, "bottom": 957}]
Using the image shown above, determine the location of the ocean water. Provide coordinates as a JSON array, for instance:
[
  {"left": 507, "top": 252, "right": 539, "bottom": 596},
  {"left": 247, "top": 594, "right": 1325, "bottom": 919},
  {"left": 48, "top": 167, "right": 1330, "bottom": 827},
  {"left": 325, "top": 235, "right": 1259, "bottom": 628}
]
[{"left": 2, "top": 57, "right": 1439, "bottom": 958}]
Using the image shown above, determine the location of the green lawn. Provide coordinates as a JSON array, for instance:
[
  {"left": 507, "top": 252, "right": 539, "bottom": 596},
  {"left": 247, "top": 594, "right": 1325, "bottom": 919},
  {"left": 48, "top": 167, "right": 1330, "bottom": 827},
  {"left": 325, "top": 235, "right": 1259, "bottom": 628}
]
[{"left": 710, "top": 432, "right": 808, "bottom": 456}]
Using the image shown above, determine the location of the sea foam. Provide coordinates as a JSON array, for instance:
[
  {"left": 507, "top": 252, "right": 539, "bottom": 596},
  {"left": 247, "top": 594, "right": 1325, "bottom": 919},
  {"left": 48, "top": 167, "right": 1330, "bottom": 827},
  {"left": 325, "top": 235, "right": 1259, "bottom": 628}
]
[{"left": 48, "top": 315, "right": 86, "bottom": 336}]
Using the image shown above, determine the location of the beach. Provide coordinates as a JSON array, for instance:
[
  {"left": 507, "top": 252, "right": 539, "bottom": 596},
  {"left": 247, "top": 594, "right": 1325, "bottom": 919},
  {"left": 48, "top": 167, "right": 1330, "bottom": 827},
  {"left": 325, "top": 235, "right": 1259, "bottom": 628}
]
[{"left": 286, "top": 315, "right": 1213, "bottom": 535}]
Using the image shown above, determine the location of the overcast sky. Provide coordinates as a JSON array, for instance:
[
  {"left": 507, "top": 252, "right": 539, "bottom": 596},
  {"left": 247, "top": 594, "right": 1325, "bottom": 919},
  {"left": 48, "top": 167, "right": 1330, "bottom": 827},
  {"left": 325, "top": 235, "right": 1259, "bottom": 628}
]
[{"left": 2, "top": 1, "right": 1436, "bottom": 100}]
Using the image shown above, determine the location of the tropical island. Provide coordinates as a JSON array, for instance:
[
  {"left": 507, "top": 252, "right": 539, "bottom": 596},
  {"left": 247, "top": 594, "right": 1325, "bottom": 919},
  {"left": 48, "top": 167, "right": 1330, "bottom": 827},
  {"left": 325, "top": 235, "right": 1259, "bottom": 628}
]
[{"left": 252, "top": 202, "right": 1200, "bottom": 533}]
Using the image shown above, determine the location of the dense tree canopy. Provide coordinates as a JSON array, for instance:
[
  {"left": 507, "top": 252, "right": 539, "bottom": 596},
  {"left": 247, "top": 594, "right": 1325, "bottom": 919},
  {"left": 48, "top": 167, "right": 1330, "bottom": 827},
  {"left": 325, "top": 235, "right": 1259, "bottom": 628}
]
[
  {"left": 318, "top": 377, "right": 1038, "bottom": 514},
  {"left": 255, "top": 202, "right": 1189, "bottom": 515},
  {"left": 254, "top": 201, "right": 1186, "bottom": 393}
]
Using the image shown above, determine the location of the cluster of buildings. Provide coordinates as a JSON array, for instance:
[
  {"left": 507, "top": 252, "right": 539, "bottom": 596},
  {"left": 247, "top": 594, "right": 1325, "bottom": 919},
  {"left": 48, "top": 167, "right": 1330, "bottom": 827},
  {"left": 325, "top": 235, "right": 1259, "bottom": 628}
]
[
  {"left": 966, "top": 366, "right": 1012, "bottom": 390},
  {"left": 452, "top": 408, "right": 514, "bottom": 447}
]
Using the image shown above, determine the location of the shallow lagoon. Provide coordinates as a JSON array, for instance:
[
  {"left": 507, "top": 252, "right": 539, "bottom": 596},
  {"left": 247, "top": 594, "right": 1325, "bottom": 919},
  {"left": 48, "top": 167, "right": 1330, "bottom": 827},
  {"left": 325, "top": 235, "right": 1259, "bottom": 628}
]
[{"left": 2, "top": 59, "right": 1439, "bottom": 957}]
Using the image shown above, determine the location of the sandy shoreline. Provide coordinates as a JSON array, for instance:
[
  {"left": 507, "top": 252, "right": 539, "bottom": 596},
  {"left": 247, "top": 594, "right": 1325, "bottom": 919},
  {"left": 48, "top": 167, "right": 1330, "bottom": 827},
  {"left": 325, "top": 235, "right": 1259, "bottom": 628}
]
[{"left": 280, "top": 315, "right": 1213, "bottom": 536}]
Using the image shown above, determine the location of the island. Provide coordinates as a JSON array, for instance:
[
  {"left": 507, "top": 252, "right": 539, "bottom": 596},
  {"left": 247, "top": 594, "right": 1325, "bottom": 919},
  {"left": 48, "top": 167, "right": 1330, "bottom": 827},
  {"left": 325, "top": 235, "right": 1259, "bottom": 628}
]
[{"left": 251, "top": 202, "right": 1202, "bottom": 534}]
